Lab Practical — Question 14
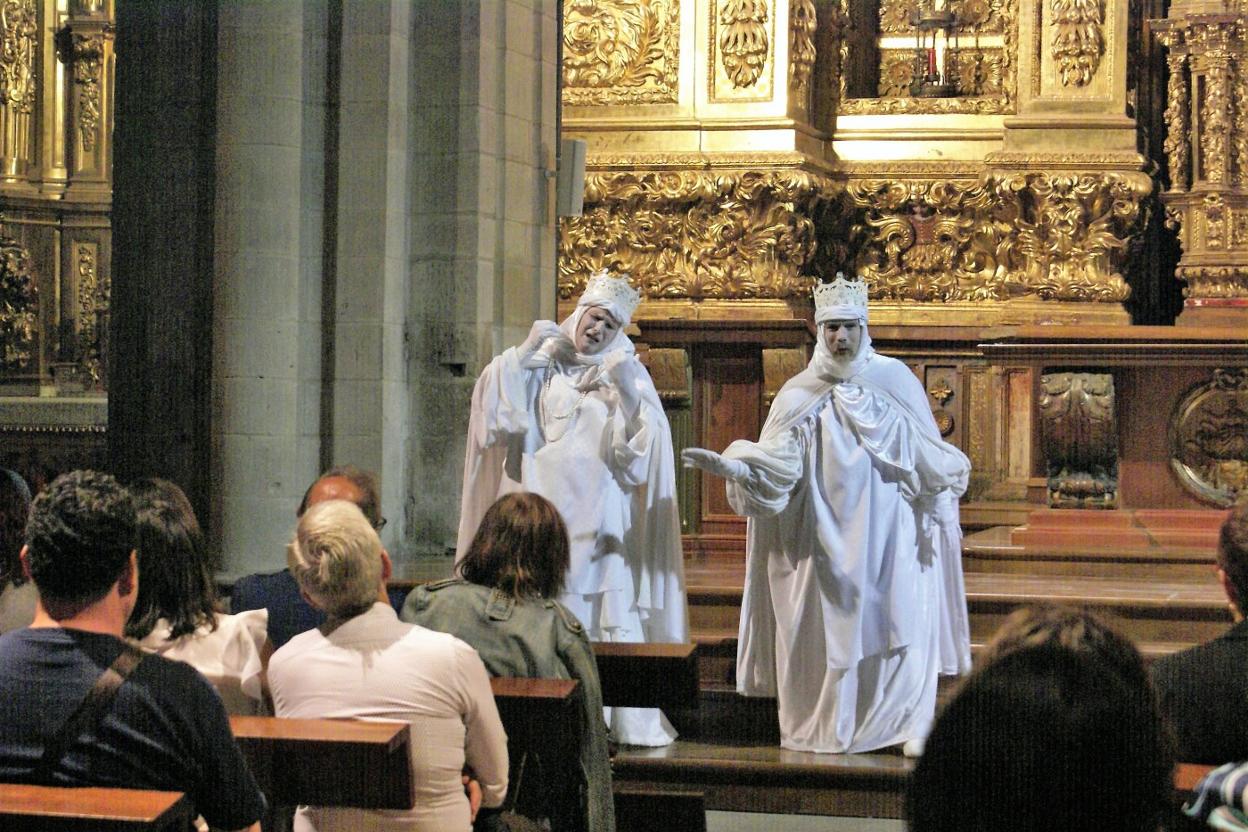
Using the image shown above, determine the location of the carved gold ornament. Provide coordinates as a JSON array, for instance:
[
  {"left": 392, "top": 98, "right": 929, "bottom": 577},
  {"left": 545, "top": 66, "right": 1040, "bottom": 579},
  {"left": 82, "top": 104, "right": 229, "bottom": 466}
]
[
  {"left": 718, "top": 0, "right": 770, "bottom": 89},
  {"left": 1163, "top": 51, "right": 1189, "bottom": 191},
  {"left": 1050, "top": 0, "right": 1105, "bottom": 87},
  {"left": 0, "top": 0, "right": 36, "bottom": 115},
  {"left": 562, "top": 0, "right": 679, "bottom": 106},
  {"left": 1039, "top": 372, "right": 1117, "bottom": 508},
  {"left": 0, "top": 232, "right": 36, "bottom": 372},
  {"left": 70, "top": 34, "right": 106, "bottom": 153},
  {"left": 558, "top": 167, "right": 840, "bottom": 301},
  {"left": 75, "top": 243, "right": 105, "bottom": 386},
  {"left": 789, "top": 0, "right": 816, "bottom": 97},
  {"left": 1171, "top": 369, "right": 1248, "bottom": 507}
]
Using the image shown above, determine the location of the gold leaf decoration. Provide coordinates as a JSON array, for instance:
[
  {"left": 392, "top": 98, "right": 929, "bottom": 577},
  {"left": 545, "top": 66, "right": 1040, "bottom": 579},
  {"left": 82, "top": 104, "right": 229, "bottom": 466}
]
[
  {"left": 0, "top": 0, "right": 36, "bottom": 115},
  {"left": 0, "top": 233, "right": 36, "bottom": 372},
  {"left": 789, "top": 0, "right": 817, "bottom": 96},
  {"left": 1050, "top": 0, "right": 1104, "bottom": 87},
  {"left": 71, "top": 34, "right": 106, "bottom": 153},
  {"left": 718, "top": 0, "right": 769, "bottom": 89},
  {"left": 558, "top": 167, "right": 841, "bottom": 301},
  {"left": 1172, "top": 369, "right": 1248, "bottom": 507},
  {"left": 563, "top": 0, "right": 679, "bottom": 106}
]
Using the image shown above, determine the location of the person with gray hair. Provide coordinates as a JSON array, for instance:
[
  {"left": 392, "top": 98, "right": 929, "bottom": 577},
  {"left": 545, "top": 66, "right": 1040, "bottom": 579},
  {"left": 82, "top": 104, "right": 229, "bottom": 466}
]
[{"left": 268, "top": 500, "right": 508, "bottom": 832}]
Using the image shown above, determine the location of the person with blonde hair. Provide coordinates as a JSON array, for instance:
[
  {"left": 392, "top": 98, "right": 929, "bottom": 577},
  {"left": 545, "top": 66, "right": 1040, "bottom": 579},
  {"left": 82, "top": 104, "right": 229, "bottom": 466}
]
[
  {"left": 404, "top": 491, "right": 614, "bottom": 831},
  {"left": 269, "top": 500, "right": 508, "bottom": 832}
]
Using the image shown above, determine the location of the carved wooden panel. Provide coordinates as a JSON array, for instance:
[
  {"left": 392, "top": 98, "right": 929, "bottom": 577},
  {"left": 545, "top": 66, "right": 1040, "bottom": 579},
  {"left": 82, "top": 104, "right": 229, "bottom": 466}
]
[{"left": 696, "top": 346, "right": 760, "bottom": 534}]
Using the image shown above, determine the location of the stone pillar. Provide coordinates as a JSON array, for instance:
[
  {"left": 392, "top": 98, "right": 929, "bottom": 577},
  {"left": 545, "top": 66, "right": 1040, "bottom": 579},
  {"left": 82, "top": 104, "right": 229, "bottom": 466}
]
[
  {"left": 110, "top": 0, "right": 218, "bottom": 524},
  {"left": 404, "top": 0, "right": 559, "bottom": 553},
  {"left": 211, "top": 1, "right": 327, "bottom": 575}
]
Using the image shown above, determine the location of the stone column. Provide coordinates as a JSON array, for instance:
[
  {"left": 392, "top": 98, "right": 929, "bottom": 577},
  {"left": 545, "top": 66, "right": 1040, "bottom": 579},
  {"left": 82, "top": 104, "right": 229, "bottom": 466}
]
[{"left": 211, "top": 1, "right": 328, "bottom": 575}]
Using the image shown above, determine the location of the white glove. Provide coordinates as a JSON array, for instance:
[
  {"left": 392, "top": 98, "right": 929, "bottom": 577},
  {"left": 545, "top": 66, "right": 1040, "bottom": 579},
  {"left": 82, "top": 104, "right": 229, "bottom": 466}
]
[
  {"left": 519, "top": 320, "right": 563, "bottom": 361},
  {"left": 681, "top": 448, "right": 750, "bottom": 482},
  {"left": 603, "top": 352, "right": 642, "bottom": 418}
]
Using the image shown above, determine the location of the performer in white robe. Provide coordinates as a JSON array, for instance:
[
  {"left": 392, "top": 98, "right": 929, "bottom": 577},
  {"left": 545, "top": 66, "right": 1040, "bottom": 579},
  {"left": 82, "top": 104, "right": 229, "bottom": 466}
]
[
  {"left": 457, "top": 269, "right": 687, "bottom": 746},
  {"left": 682, "top": 275, "right": 971, "bottom": 754}
]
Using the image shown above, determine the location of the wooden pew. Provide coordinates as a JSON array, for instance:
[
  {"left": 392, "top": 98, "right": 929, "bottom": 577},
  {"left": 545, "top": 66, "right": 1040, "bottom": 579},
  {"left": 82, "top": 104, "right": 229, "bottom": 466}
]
[
  {"left": 0, "top": 783, "right": 192, "bottom": 832},
  {"left": 591, "top": 641, "right": 699, "bottom": 711},
  {"left": 229, "top": 715, "right": 414, "bottom": 809},
  {"left": 490, "top": 677, "right": 582, "bottom": 831}
]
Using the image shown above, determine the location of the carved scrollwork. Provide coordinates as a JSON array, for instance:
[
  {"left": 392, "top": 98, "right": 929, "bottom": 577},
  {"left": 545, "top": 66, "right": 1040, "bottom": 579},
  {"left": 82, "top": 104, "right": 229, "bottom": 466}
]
[
  {"left": 1171, "top": 369, "right": 1248, "bottom": 506},
  {"left": 0, "top": 233, "right": 36, "bottom": 373},
  {"left": 0, "top": 0, "right": 36, "bottom": 115},
  {"left": 789, "top": 0, "right": 816, "bottom": 97},
  {"left": 75, "top": 243, "right": 106, "bottom": 386},
  {"left": 70, "top": 33, "right": 106, "bottom": 152},
  {"left": 718, "top": 0, "right": 769, "bottom": 89},
  {"left": 1163, "top": 51, "right": 1189, "bottom": 191},
  {"left": 1050, "top": 0, "right": 1105, "bottom": 87},
  {"left": 878, "top": 48, "right": 1004, "bottom": 98},
  {"left": 986, "top": 172, "right": 1151, "bottom": 302},
  {"left": 845, "top": 172, "right": 1151, "bottom": 304},
  {"left": 1039, "top": 372, "right": 1117, "bottom": 508},
  {"left": 558, "top": 167, "right": 841, "bottom": 301},
  {"left": 562, "top": 0, "right": 679, "bottom": 106},
  {"left": 1202, "top": 51, "right": 1232, "bottom": 186}
]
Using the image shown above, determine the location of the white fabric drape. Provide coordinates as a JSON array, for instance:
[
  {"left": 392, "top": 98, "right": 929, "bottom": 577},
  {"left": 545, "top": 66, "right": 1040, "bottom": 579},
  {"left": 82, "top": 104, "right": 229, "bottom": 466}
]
[
  {"left": 721, "top": 327, "right": 971, "bottom": 753},
  {"left": 456, "top": 307, "right": 688, "bottom": 746}
]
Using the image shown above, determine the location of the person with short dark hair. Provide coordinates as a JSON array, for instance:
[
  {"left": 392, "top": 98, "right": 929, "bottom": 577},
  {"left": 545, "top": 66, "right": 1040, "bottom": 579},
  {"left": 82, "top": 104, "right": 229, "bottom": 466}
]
[
  {"left": 0, "top": 468, "right": 34, "bottom": 633},
  {"left": 907, "top": 638, "right": 1174, "bottom": 832},
  {"left": 231, "top": 465, "right": 385, "bottom": 647},
  {"left": 0, "top": 470, "right": 265, "bottom": 832},
  {"left": 127, "top": 477, "right": 271, "bottom": 714},
  {"left": 404, "top": 492, "right": 614, "bottom": 831},
  {"left": 1152, "top": 502, "right": 1248, "bottom": 764}
]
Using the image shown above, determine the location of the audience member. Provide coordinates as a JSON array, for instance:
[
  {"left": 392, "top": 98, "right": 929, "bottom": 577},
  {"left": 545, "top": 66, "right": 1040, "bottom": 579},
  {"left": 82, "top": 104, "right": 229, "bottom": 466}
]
[
  {"left": 404, "top": 492, "right": 614, "bottom": 832},
  {"left": 903, "top": 643, "right": 1173, "bottom": 828},
  {"left": 907, "top": 608, "right": 1173, "bottom": 832},
  {"left": 270, "top": 499, "right": 507, "bottom": 832},
  {"left": 0, "top": 468, "right": 34, "bottom": 633},
  {"left": 126, "top": 477, "right": 271, "bottom": 714},
  {"left": 0, "top": 470, "right": 265, "bottom": 831},
  {"left": 1153, "top": 503, "right": 1248, "bottom": 764},
  {"left": 231, "top": 465, "right": 384, "bottom": 646}
]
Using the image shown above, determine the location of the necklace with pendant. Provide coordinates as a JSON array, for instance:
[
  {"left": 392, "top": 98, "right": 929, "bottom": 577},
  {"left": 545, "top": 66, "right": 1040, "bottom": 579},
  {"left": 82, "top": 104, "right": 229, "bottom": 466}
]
[{"left": 539, "top": 360, "right": 589, "bottom": 443}]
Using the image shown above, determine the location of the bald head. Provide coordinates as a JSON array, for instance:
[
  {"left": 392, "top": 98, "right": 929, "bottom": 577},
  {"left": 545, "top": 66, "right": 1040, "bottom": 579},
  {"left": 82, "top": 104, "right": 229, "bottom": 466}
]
[{"left": 296, "top": 466, "right": 382, "bottom": 529}]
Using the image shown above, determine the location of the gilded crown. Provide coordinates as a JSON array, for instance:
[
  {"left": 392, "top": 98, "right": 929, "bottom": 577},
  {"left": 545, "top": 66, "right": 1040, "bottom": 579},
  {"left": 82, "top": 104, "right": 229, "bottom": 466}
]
[
  {"left": 580, "top": 269, "right": 642, "bottom": 322},
  {"left": 813, "top": 273, "right": 868, "bottom": 317}
]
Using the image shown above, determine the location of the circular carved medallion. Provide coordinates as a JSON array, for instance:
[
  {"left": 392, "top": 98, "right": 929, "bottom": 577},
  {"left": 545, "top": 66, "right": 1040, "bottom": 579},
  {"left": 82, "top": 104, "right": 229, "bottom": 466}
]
[
  {"left": 933, "top": 408, "right": 955, "bottom": 437},
  {"left": 1170, "top": 369, "right": 1248, "bottom": 506}
]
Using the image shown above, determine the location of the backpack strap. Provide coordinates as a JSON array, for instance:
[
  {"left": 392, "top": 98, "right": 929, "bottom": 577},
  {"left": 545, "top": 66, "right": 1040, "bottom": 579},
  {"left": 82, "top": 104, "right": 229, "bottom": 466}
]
[{"left": 32, "top": 642, "right": 145, "bottom": 782}]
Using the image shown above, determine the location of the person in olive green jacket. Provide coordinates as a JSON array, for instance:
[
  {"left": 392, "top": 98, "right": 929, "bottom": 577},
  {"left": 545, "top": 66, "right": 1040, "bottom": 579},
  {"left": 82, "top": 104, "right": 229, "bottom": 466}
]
[{"left": 402, "top": 492, "right": 614, "bottom": 832}]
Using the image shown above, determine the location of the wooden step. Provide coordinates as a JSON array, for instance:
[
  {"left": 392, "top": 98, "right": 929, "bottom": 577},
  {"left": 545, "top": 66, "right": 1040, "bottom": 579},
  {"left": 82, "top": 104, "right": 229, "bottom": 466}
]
[{"left": 962, "top": 525, "right": 1218, "bottom": 579}]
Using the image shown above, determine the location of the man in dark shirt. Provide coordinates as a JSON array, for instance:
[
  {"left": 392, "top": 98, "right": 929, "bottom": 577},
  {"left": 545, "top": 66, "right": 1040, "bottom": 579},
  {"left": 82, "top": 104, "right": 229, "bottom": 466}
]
[
  {"left": 0, "top": 470, "right": 266, "bottom": 831},
  {"left": 231, "top": 465, "right": 390, "bottom": 646},
  {"left": 1152, "top": 501, "right": 1248, "bottom": 764}
]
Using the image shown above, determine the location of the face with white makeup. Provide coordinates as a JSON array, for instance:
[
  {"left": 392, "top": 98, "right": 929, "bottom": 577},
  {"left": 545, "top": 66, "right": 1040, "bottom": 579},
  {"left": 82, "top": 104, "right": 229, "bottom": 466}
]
[{"left": 574, "top": 305, "right": 621, "bottom": 355}]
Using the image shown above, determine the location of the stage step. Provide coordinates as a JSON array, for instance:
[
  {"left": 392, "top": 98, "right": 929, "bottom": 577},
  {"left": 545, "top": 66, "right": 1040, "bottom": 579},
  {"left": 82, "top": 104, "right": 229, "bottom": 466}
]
[{"left": 962, "top": 525, "right": 1219, "bottom": 580}]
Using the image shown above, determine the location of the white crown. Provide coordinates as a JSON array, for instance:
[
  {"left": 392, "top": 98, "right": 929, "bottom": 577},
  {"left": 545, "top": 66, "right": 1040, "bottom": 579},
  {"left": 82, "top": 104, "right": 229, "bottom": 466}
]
[
  {"left": 813, "top": 273, "right": 868, "bottom": 317},
  {"left": 580, "top": 269, "right": 642, "bottom": 322}
]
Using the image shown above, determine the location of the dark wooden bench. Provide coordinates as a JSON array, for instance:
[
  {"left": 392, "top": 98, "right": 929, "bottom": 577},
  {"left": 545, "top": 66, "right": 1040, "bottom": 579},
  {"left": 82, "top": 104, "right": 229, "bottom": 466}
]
[
  {"left": 0, "top": 783, "right": 192, "bottom": 832},
  {"left": 591, "top": 641, "right": 700, "bottom": 711},
  {"left": 229, "top": 715, "right": 414, "bottom": 809}
]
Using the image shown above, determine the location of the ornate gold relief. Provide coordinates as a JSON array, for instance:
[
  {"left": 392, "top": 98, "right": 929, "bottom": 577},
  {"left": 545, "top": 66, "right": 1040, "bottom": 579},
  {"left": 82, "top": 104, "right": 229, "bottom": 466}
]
[
  {"left": 846, "top": 171, "right": 1148, "bottom": 304},
  {"left": 75, "top": 242, "right": 105, "bottom": 386},
  {"left": 559, "top": 166, "right": 840, "bottom": 302},
  {"left": 562, "top": 0, "right": 680, "bottom": 106},
  {"left": 718, "top": 0, "right": 769, "bottom": 89},
  {"left": 1050, "top": 0, "right": 1104, "bottom": 87},
  {"left": 1171, "top": 369, "right": 1248, "bottom": 506},
  {"left": 880, "top": 0, "right": 1006, "bottom": 34},
  {"left": 0, "top": 0, "right": 36, "bottom": 115},
  {"left": 1039, "top": 372, "right": 1117, "bottom": 508},
  {"left": 789, "top": 0, "right": 816, "bottom": 98},
  {"left": 70, "top": 33, "right": 106, "bottom": 152},
  {"left": 1163, "top": 51, "right": 1189, "bottom": 191},
  {"left": 877, "top": 48, "right": 1004, "bottom": 98},
  {"left": 0, "top": 233, "right": 36, "bottom": 373}
]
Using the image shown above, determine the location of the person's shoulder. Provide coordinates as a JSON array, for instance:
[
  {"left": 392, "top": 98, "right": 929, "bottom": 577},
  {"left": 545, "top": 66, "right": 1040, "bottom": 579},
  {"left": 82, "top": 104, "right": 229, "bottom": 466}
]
[
  {"left": 268, "top": 626, "right": 324, "bottom": 667},
  {"left": 131, "top": 647, "right": 222, "bottom": 702},
  {"left": 548, "top": 599, "right": 586, "bottom": 637}
]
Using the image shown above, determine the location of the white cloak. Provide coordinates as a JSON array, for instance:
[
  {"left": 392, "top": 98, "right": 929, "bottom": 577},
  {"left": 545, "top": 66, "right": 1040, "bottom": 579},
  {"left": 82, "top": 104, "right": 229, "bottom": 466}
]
[
  {"left": 722, "top": 338, "right": 971, "bottom": 753},
  {"left": 456, "top": 311, "right": 688, "bottom": 745}
]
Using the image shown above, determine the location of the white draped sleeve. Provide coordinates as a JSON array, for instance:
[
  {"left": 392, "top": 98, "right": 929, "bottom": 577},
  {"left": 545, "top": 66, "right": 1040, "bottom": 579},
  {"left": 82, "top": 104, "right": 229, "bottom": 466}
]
[
  {"left": 610, "top": 402, "right": 659, "bottom": 488},
  {"left": 721, "top": 426, "right": 806, "bottom": 518}
]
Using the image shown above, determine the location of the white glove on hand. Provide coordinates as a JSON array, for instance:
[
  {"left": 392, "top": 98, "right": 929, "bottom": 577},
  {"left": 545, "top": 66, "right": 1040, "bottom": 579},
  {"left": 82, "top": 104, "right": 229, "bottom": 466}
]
[
  {"left": 681, "top": 448, "right": 750, "bottom": 482},
  {"left": 603, "top": 352, "right": 642, "bottom": 418},
  {"left": 519, "top": 320, "right": 563, "bottom": 361}
]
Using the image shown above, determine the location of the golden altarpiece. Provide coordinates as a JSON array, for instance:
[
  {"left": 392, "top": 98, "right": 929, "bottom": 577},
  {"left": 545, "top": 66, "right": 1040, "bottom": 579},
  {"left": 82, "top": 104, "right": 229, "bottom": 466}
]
[
  {"left": 557, "top": 0, "right": 1248, "bottom": 559},
  {"left": 0, "top": 0, "right": 112, "bottom": 490}
]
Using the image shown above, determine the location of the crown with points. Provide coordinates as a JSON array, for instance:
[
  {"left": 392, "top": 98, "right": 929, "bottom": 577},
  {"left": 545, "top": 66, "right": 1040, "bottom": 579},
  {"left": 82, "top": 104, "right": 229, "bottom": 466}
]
[
  {"left": 813, "top": 273, "right": 868, "bottom": 319},
  {"left": 579, "top": 269, "right": 642, "bottom": 322}
]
